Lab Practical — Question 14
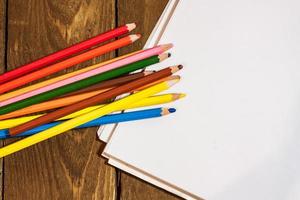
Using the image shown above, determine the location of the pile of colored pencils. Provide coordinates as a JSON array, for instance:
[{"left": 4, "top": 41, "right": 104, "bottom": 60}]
[{"left": 0, "top": 23, "right": 185, "bottom": 157}]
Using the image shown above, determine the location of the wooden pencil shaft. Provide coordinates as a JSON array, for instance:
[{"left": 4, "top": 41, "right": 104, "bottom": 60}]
[
  {"left": 0, "top": 50, "right": 142, "bottom": 102},
  {"left": 0, "top": 108, "right": 169, "bottom": 138},
  {"left": 0, "top": 81, "right": 176, "bottom": 157},
  {"left": 0, "top": 35, "right": 139, "bottom": 94},
  {"left": 0, "top": 94, "right": 182, "bottom": 129},
  {"left": 10, "top": 67, "right": 175, "bottom": 135},
  {"left": 0, "top": 56, "right": 160, "bottom": 115},
  {"left": 0, "top": 89, "right": 111, "bottom": 120},
  {"left": 0, "top": 77, "right": 176, "bottom": 120},
  {"left": 61, "top": 72, "right": 145, "bottom": 97},
  {"left": 0, "top": 24, "right": 135, "bottom": 84}
]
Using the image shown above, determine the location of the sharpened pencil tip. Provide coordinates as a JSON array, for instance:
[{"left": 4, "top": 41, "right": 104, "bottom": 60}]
[
  {"left": 168, "top": 53, "right": 171, "bottom": 57},
  {"left": 143, "top": 70, "right": 156, "bottom": 75},
  {"left": 170, "top": 65, "right": 183, "bottom": 73},
  {"left": 160, "top": 43, "right": 174, "bottom": 52},
  {"left": 180, "top": 93, "right": 186, "bottom": 99},
  {"left": 172, "top": 93, "right": 186, "bottom": 100},
  {"left": 161, "top": 108, "right": 176, "bottom": 115},
  {"left": 126, "top": 23, "right": 136, "bottom": 31},
  {"left": 168, "top": 108, "right": 176, "bottom": 113},
  {"left": 167, "top": 78, "right": 180, "bottom": 87},
  {"left": 170, "top": 75, "right": 180, "bottom": 81},
  {"left": 129, "top": 34, "right": 141, "bottom": 42},
  {"left": 158, "top": 53, "right": 170, "bottom": 62}
]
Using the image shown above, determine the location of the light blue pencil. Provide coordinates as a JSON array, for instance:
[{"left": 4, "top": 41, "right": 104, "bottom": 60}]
[{"left": 0, "top": 107, "right": 176, "bottom": 139}]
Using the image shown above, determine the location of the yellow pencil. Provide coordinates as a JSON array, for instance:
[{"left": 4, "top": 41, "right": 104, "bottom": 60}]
[
  {"left": 0, "top": 51, "right": 140, "bottom": 101},
  {"left": 0, "top": 79, "right": 179, "bottom": 157},
  {"left": 0, "top": 93, "right": 185, "bottom": 129}
]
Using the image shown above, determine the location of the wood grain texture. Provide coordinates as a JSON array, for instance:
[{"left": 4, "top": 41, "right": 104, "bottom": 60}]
[
  {"left": 3, "top": 1, "right": 117, "bottom": 199},
  {"left": 117, "top": 1, "right": 182, "bottom": 199},
  {"left": 0, "top": 0, "right": 5, "bottom": 75},
  {"left": 1, "top": 1, "right": 182, "bottom": 199},
  {"left": 0, "top": 1, "right": 6, "bottom": 200}
]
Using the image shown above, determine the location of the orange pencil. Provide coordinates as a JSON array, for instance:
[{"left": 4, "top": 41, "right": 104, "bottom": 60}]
[
  {"left": 0, "top": 89, "right": 112, "bottom": 120},
  {"left": 0, "top": 75, "right": 178, "bottom": 120},
  {"left": 9, "top": 66, "right": 181, "bottom": 136},
  {"left": 0, "top": 34, "right": 140, "bottom": 94},
  {"left": 0, "top": 51, "right": 141, "bottom": 102},
  {"left": 137, "top": 75, "right": 179, "bottom": 90},
  {"left": 0, "top": 23, "right": 136, "bottom": 84}
]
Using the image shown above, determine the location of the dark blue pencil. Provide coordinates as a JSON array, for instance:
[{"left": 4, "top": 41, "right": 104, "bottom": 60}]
[{"left": 0, "top": 107, "right": 176, "bottom": 139}]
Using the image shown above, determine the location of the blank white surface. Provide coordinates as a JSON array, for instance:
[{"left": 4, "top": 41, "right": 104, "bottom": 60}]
[{"left": 104, "top": 0, "right": 300, "bottom": 199}]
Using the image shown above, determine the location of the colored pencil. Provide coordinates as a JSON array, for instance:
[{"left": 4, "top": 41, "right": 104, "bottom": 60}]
[
  {"left": 9, "top": 65, "right": 182, "bottom": 135},
  {"left": 136, "top": 75, "right": 179, "bottom": 91},
  {"left": 61, "top": 71, "right": 155, "bottom": 97},
  {"left": 0, "top": 108, "right": 176, "bottom": 138},
  {"left": 0, "top": 93, "right": 185, "bottom": 129},
  {"left": 1, "top": 44, "right": 172, "bottom": 106},
  {"left": 0, "top": 79, "right": 179, "bottom": 157},
  {"left": 0, "top": 34, "right": 141, "bottom": 94},
  {"left": 0, "top": 74, "right": 178, "bottom": 121},
  {"left": 0, "top": 51, "right": 141, "bottom": 102},
  {"left": 0, "top": 54, "right": 169, "bottom": 115},
  {"left": 0, "top": 75, "right": 176, "bottom": 120},
  {"left": 0, "top": 70, "right": 152, "bottom": 107},
  {"left": 0, "top": 23, "right": 136, "bottom": 84}
]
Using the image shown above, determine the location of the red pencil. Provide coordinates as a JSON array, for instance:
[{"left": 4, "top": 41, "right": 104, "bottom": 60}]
[
  {"left": 0, "top": 23, "right": 136, "bottom": 84},
  {"left": 0, "top": 34, "right": 140, "bottom": 94}
]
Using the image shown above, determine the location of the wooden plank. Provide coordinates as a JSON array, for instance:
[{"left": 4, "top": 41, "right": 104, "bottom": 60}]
[
  {"left": 0, "top": 1, "right": 5, "bottom": 75},
  {"left": 0, "top": 0, "right": 6, "bottom": 199},
  {"left": 117, "top": 1, "right": 182, "bottom": 199},
  {"left": 3, "top": 1, "right": 117, "bottom": 199}
]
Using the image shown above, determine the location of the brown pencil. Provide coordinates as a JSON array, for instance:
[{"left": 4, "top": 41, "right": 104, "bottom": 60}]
[
  {"left": 9, "top": 65, "right": 183, "bottom": 136},
  {"left": 0, "top": 73, "right": 174, "bottom": 121},
  {"left": 0, "top": 72, "right": 152, "bottom": 121},
  {"left": 60, "top": 70, "right": 154, "bottom": 98}
]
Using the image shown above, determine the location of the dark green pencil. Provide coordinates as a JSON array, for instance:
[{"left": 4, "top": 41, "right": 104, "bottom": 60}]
[{"left": 0, "top": 54, "right": 169, "bottom": 115}]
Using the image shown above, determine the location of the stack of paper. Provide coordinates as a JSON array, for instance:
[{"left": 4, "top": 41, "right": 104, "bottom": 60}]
[{"left": 99, "top": 0, "right": 300, "bottom": 199}]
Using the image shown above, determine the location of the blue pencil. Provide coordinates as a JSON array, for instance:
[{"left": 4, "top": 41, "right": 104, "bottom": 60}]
[{"left": 0, "top": 107, "right": 176, "bottom": 139}]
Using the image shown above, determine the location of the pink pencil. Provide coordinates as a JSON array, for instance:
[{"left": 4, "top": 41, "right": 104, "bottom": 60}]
[{"left": 0, "top": 43, "right": 173, "bottom": 107}]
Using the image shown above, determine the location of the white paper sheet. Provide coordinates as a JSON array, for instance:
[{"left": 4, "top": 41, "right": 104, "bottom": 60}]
[
  {"left": 99, "top": 0, "right": 189, "bottom": 198},
  {"left": 103, "top": 0, "right": 300, "bottom": 199}
]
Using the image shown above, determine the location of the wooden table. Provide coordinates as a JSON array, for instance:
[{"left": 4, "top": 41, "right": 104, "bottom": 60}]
[{"left": 0, "top": 0, "right": 181, "bottom": 199}]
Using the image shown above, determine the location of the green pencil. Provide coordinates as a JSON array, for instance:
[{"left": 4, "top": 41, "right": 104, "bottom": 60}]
[{"left": 0, "top": 54, "right": 169, "bottom": 115}]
